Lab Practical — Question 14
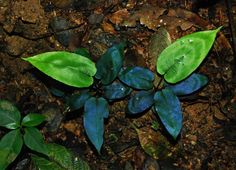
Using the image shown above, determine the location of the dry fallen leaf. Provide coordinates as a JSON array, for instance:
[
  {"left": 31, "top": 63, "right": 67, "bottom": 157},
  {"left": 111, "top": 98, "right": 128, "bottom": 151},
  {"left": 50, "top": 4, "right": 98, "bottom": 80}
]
[
  {"left": 122, "top": 5, "right": 166, "bottom": 30},
  {"left": 109, "top": 9, "right": 130, "bottom": 25},
  {"left": 102, "top": 21, "right": 117, "bottom": 34},
  {"left": 148, "top": 27, "right": 171, "bottom": 71},
  {"left": 134, "top": 126, "right": 172, "bottom": 159}
]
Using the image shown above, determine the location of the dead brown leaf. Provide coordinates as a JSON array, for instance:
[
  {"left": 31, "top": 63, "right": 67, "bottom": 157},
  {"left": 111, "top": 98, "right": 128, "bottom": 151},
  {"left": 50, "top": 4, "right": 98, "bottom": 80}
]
[
  {"left": 135, "top": 126, "right": 172, "bottom": 159},
  {"left": 109, "top": 9, "right": 130, "bottom": 25},
  {"left": 122, "top": 5, "right": 166, "bottom": 30}
]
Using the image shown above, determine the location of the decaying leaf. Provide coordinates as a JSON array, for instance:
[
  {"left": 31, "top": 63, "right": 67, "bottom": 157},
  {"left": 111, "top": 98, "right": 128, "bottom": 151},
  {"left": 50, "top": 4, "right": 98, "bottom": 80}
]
[
  {"left": 148, "top": 27, "right": 171, "bottom": 71},
  {"left": 121, "top": 5, "right": 166, "bottom": 30},
  {"left": 158, "top": 15, "right": 193, "bottom": 32},
  {"left": 109, "top": 9, "right": 130, "bottom": 25},
  {"left": 134, "top": 126, "right": 172, "bottom": 159}
]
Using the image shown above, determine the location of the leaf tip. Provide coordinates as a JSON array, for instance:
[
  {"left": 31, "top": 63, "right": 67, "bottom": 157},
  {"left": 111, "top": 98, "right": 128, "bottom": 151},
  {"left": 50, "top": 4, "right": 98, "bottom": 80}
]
[
  {"left": 21, "top": 57, "right": 29, "bottom": 61},
  {"left": 215, "top": 26, "right": 223, "bottom": 33}
]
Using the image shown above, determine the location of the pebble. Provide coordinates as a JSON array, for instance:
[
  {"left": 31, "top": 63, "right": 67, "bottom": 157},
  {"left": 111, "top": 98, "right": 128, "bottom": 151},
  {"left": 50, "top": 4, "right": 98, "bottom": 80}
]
[
  {"left": 5, "top": 36, "right": 31, "bottom": 56},
  {"left": 49, "top": 17, "right": 72, "bottom": 47},
  {"left": 42, "top": 103, "right": 63, "bottom": 133}
]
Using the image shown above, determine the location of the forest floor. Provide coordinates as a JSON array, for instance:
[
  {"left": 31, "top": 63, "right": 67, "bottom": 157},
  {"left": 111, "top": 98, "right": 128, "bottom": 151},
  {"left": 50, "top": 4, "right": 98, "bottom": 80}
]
[{"left": 0, "top": 0, "right": 236, "bottom": 169}]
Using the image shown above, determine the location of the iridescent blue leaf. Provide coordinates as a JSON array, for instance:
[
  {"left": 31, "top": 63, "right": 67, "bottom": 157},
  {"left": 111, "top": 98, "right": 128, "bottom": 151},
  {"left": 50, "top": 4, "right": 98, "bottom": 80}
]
[
  {"left": 128, "top": 90, "right": 154, "bottom": 114},
  {"left": 103, "top": 81, "right": 132, "bottom": 100},
  {"left": 154, "top": 88, "right": 182, "bottom": 139},
  {"left": 119, "top": 67, "right": 154, "bottom": 90},
  {"left": 95, "top": 43, "right": 125, "bottom": 85},
  {"left": 83, "top": 97, "right": 109, "bottom": 153},
  {"left": 66, "top": 90, "right": 91, "bottom": 111},
  {"left": 165, "top": 73, "right": 208, "bottom": 96}
]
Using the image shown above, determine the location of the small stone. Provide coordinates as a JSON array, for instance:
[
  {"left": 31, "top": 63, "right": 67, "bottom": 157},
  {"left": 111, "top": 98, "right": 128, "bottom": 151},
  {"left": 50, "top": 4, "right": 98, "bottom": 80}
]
[
  {"left": 5, "top": 36, "right": 32, "bottom": 56},
  {"left": 12, "top": 0, "right": 45, "bottom": 24},
  {"left": 42, "top": 103, "right": 63, "bottom": 133},
  {"left": 188, "top": 135, "right": 197, "bottom": 145},
  {"left": 50, "top": 17, "right": 73, "bottom": 47}
]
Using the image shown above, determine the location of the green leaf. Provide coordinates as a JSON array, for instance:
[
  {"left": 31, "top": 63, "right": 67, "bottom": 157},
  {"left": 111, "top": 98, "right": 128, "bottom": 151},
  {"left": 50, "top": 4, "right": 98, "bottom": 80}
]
[
  {"left": 0, "top": 100, "right": 21, "bottom": 129},
  {"left": 22, "top": 113, "right": 45, "bottom": 127},
  {"left": 46, "top": 143, "right": 90, "bottom": 170},
  {"left": 22, "top": 51, "right": 97, "bottom": 88},
  {"left": 95, "top": 43, "right": 125, "bottom": 85},
  {"left": 154, "top": 88, "right": 182, "bottom": 139},
  {"left": 119, "top": 66, "right": 155, "bottom": 90},
  {"left": 156, "top": 27, "right": 221, "bottom": 83},
  {"left": 46, "top": 143, "right": 73, "bottom": 168},
  {"left": 32, "top": 155, "right": 64, "bottom": 170},
  {"left": 72, "top": 156, "right": 91, "bottom": 170},
  {"left": 0, "top": 129, "right": 23, "bottom": 170},
  {"left": 83, "top": 97, "right": 109, "bottom": 152},
  {"left": 32, "top": 144, "right": 91, "bottom": 170},
  {"left": 23, "top": 127, "right": 48, "bottom": 155}
]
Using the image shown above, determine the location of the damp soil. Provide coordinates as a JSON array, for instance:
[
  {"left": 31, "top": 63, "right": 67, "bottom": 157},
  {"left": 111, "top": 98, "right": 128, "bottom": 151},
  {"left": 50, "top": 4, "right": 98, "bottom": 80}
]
[{"left": 0, "top": 0, "right": 236, "bottom": 169}]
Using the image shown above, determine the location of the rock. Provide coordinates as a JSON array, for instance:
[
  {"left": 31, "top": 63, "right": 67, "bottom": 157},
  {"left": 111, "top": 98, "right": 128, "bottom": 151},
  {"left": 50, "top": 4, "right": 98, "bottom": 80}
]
[
  {"left": 12, "top": 0, "right": 44, "bottom": 24},
  {"left": 3, "top": 0, "right": 48, "bottom": 39},
  {"left": 50, "top": 17, "right": 73, "bottom": 47},
  {"left": 5, "top": 36, "right": 32, "bottom": 56},
  {"left": 42, "top": 103, "right": 63, "bottom": 133}
]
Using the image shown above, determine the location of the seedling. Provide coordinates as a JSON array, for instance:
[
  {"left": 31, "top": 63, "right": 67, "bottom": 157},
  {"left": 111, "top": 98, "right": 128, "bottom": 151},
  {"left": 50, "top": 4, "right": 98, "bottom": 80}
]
[
  {"left": 23, "top": 27, "right": 221, "bottom": 153},
  {"left": 0, "top": 100, "right": 90, "bottom": 169}
]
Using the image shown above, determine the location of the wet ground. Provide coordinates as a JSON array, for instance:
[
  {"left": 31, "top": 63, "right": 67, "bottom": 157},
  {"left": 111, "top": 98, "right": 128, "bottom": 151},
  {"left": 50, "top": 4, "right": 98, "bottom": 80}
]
[{"left": 0, "top": 0, "right": 236, "bottom": 169}]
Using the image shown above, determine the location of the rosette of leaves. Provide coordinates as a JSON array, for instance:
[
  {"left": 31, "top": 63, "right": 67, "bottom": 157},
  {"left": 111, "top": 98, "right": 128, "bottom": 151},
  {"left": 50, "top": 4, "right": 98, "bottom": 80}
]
[
  {"left": 0, "top": 100, "right": 90, "bottom": 170},
  {"left": 23, "top": 27, "right": 220, "bottom": 154}
]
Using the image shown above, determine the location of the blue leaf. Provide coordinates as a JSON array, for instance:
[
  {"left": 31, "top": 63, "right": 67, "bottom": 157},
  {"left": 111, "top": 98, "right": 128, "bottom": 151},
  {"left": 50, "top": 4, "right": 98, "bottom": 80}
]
[
  {"left": 119, "top": 66, "right": 154, "bottom": 90},
  {"left": 66, "top": 90, "right": 91, "bottom": 111},
  {"left": 83, "top": 97, "right": 109, "bottom": 152},
  {"left": 154, "top": 88, "right": 182, "bottom": 139},
  {"left": 95, "top": 43, "right": 125, "bottom": 85},
  {"left": 165, "top": 73, "right": 208, "bottom": 96},
  {"left": 128, "top": 90, "right": 154, "bottom": 114},
  {"left": 49, "top": 87, "right": 65, "bottom": 97},
  {"left": 103, "top": 81, "right": 132, "bottom": 100}
]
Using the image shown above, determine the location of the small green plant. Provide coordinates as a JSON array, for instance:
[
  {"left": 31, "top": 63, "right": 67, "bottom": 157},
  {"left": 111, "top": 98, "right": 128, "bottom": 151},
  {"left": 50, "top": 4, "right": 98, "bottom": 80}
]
[
  {"left": 0, "top": 100, "right": 90, "bottom": 170},
  {"left": 23, "top": 27, "right": 221, "bottom": 153}
]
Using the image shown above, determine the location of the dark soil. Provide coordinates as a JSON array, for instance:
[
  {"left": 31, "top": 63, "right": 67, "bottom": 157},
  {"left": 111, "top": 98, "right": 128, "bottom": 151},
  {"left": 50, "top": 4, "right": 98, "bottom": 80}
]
[{"left": 0, "top": 0, "right": 236, "bottom": 169}]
